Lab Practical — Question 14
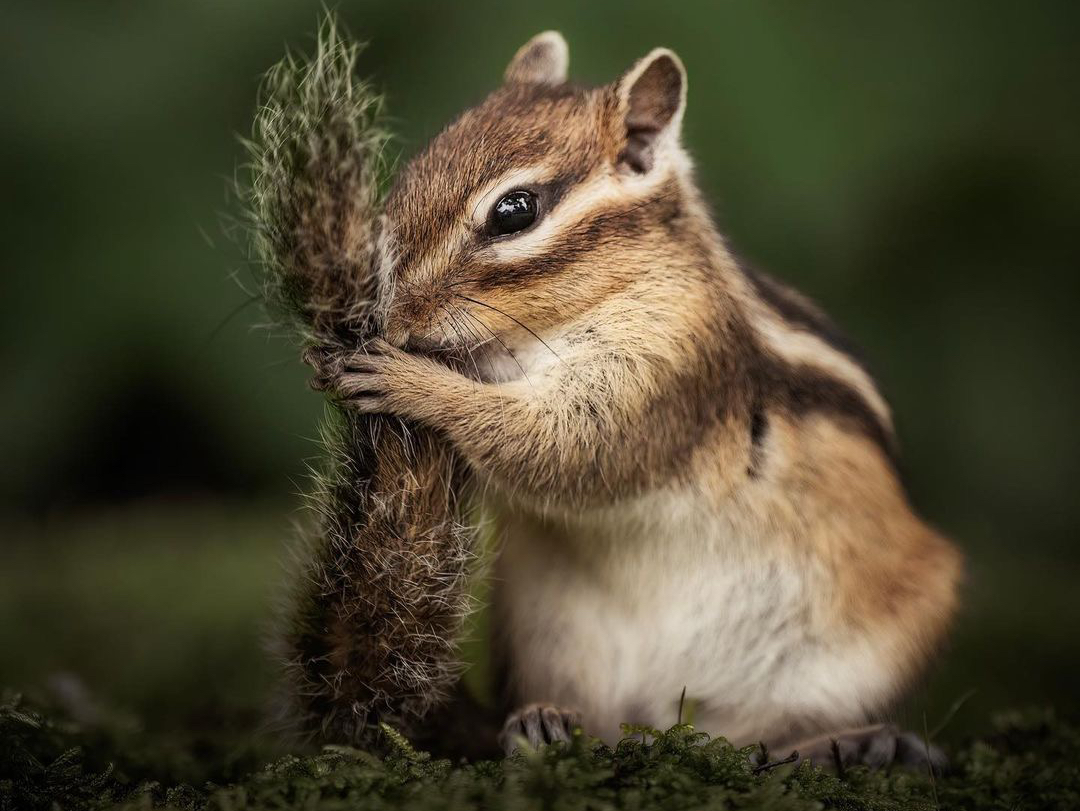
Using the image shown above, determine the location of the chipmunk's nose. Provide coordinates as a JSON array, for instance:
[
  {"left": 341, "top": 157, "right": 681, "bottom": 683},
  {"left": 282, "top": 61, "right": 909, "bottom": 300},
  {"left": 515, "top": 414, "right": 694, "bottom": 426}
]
[
  {"left": 382, "top": 322, "right": 410, "bottom": 348},
  {"left": 403, "top": 332, "right": 447, "bottom": 353},
  {"left": 382, "top": 324, "right": 444, "bottom": 354},
  {"left": 383, "top": 286, "right": 442, "bottom": 349},
  {"left": 384, "top": 302, "right": 442, "bottom": 352}
]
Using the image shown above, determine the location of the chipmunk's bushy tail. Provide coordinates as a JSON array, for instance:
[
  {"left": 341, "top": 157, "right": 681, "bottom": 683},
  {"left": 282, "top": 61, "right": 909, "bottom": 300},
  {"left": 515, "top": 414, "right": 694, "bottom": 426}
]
[
  {"left": 243, "top": 12, "right": 387, "bottom": 347},
  {"left": 284, "top": 413, "right": 475, "bottom": 740},
  {"left": 241, "top": 13, "right": 476, "bottom": 744}
]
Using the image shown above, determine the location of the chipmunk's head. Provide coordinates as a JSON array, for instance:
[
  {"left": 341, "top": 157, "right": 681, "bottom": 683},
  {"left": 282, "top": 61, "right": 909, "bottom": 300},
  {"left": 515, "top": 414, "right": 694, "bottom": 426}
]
[{"left": 378, "top": 32, "right": 693, "bottom": 358}]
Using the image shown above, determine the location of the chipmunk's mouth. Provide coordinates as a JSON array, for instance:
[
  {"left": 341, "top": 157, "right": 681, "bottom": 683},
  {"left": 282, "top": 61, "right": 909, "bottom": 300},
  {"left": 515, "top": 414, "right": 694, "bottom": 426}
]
[{"left": 403, "top": 332, "right": 527, "bottom": 384}]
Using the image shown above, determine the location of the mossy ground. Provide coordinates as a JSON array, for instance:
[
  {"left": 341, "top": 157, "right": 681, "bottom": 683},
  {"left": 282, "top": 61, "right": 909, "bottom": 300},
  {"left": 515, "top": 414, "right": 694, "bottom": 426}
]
[{"left": 3, "top": 690, "right": 1079, "bottom": 811}]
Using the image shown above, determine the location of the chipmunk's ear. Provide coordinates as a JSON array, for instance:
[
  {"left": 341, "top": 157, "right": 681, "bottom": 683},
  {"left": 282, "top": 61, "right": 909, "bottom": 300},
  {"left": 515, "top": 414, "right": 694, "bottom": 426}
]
[
  {"left": 614, "top": 48, "right": 687, "bottom": 174},
  {"left": 504, "top": 31, "right": 569, "bottom": 86}
]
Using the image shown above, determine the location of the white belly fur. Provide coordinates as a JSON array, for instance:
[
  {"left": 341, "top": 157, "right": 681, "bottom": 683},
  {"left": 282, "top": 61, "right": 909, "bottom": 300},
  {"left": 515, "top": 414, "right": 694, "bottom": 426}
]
[{"left": 491, "top": 485, "right": 895, "bottom": 745}]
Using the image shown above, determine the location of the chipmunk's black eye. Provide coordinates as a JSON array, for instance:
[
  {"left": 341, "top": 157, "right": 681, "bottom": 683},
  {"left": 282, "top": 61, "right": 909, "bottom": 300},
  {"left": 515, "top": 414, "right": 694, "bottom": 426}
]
[{"left": 489, "top": 190, "right": 538, "bottom": 236}]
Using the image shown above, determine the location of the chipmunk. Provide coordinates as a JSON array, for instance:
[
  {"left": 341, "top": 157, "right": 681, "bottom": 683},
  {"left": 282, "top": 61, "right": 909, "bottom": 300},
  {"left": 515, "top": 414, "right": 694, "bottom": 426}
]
[{"left": 309, "top": 31, "right": 963, "bottom": 767}]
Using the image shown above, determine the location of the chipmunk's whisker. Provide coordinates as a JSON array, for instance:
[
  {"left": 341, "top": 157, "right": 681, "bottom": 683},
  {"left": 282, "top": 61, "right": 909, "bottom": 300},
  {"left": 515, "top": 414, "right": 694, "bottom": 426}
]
[
  {"left": 453, "top": 293, "right": 563, "bottom": 366},
  {"left": 456, "top": 305, "right": 534, "bottom": 388}
]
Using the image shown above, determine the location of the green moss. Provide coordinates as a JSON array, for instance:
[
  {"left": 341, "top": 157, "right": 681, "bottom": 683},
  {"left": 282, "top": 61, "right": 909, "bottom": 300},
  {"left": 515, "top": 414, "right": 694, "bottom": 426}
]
[{"left": 2, "top": 691, "right": 1077, "bottom": 811}]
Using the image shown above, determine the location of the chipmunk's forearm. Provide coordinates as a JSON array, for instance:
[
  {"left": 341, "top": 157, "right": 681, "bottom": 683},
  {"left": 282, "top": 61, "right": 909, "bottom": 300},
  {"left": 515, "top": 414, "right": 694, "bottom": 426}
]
[
  {"left": 409, "top": 379, "right": 622, "bottom": 502},
  {"left": 332, "top": 342, "right": 664, "bottom": 503}
]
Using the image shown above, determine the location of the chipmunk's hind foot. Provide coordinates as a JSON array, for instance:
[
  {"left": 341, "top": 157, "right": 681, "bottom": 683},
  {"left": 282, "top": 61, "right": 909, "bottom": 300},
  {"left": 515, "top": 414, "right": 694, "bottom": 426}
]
[
  {"left": 500, "top": 704, "right": 582, "bottom": 755},
  {"left": 788, "top": 723, "right": 947, "bottom": 773}
]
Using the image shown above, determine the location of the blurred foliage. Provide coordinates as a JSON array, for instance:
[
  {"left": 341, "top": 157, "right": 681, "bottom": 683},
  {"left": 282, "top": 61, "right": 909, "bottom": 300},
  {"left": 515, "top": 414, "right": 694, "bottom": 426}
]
[
  {"left": 0, "top": 506, "right": 279, "bottom": 722},
  {"left": 1, "top": 0, "right": 1079, "bottom": 763},
  {"left": 4, "top": 689, "right": 1080, "bottom": 810}
]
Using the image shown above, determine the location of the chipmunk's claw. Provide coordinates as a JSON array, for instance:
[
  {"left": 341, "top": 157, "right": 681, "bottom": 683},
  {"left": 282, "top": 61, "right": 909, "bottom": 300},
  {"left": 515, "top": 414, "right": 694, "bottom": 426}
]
[
  {"left": 303, "top": 340, "right": 400, "bottom": 398},
  {"left": 301, "top": 345, "right": 326, "bottom": 368},
  {"left": 499, "top": 704, "right": 582, "bottom": 755},
  {"left": 787, "top": 723, "right": 947, "bottom": 773},
  {"left": 303, "top": 344, "right": 344, "bottom": 390}
]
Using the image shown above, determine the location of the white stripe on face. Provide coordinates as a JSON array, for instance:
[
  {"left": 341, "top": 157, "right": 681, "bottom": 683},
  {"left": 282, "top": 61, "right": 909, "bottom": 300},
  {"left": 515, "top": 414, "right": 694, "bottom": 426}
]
[
  {"left": 469, "top": 166, "right": 673, "bottom": 265},
  {"left": 374, "top": 218, "right": 399, "bottom": 330},
  {"left": 392, "top": 166, "right": 557, "bottom": 287}
]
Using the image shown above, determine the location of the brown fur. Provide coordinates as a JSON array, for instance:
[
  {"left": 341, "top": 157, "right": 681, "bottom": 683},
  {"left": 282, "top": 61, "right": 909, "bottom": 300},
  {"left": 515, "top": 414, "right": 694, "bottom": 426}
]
[{"left": 317, "top": 32, "right": 963, "bottom": 752}]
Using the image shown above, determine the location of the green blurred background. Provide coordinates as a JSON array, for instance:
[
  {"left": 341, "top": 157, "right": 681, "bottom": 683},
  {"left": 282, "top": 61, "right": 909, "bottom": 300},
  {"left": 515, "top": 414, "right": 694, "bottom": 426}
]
[{"left": 2, "top": 0, "right": 1078, "bottom": 753}]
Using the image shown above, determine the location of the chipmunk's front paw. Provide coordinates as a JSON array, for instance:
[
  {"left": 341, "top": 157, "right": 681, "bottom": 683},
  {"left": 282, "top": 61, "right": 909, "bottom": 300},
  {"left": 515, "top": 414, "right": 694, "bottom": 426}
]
[
  {"left": 499, "top": 704, "right": 582, "bottom": 755},
  {"left": 306, "top": 338, "right": 448, "bottom": 416}
]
